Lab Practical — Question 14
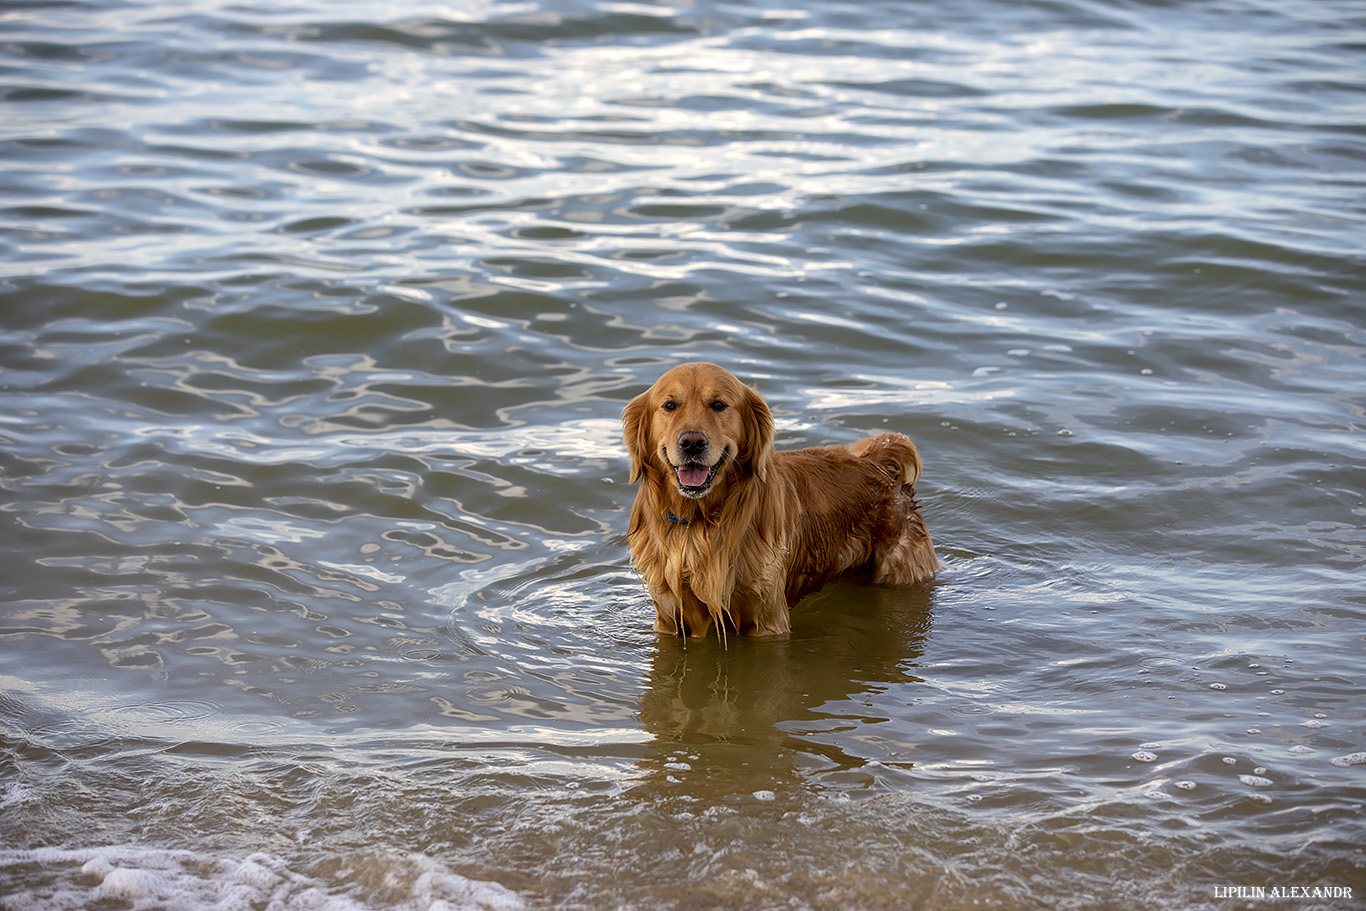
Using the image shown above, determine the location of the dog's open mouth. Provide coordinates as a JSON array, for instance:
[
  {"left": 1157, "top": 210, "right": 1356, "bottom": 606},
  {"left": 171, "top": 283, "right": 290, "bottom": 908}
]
[{"left": 673, "top": 455, "right": 724, "bottom": 497}]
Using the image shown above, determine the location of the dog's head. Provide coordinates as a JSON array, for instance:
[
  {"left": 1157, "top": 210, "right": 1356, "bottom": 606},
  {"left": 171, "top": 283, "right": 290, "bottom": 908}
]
[{"left": 622, "top": 363, "right": 774, "bottom": 499}]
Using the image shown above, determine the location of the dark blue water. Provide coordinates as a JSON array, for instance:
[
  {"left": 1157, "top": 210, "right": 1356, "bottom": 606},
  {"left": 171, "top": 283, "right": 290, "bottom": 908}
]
[{"left": 1, "top": 1, "right": 1363, "bottom": 909}]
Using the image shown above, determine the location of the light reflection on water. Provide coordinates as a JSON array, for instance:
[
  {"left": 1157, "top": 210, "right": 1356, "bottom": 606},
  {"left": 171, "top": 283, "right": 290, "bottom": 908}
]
[{"left": 2, "top": 0, "right": 1365, "bottom": 908}]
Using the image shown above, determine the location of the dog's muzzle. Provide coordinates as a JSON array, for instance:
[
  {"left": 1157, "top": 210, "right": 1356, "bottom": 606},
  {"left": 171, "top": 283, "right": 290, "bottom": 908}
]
[{"left": 671, "top": 431, "right": 722, "bottom": 497}]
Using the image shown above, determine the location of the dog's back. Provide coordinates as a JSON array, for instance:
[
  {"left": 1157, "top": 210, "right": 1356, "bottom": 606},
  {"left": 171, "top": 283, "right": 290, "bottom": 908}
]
[{"left": 773, "top": 433, "right": 938, "bottom": 604}]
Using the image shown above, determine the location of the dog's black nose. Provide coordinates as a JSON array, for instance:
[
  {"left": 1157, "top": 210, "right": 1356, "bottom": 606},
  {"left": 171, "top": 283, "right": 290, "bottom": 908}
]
[{"left": 677, "top": 431, "right": 708, "bottom": 458}]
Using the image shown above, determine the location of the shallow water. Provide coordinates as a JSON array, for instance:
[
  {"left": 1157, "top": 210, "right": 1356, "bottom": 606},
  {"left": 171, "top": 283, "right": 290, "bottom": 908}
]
[{"left": 1, "top": 0, "right": 1364, "bottom": 908}]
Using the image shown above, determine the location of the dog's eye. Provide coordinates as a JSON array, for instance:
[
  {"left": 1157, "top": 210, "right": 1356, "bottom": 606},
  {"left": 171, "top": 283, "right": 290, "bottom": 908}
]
[
  {"left": 662, "top": 401, "right": 677, "bottom": 412},
  {"left": 710, "top": 400, "right": 727, "bottom": 412}
]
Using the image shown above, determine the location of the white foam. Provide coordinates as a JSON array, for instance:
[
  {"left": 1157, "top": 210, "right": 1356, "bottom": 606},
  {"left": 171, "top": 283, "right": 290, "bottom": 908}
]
[
  {"left": 0, "top": 782, "right": 37, "bottom": 810},
  {"left": 0, "top": 846, "right": 524, "bottom": 911}
]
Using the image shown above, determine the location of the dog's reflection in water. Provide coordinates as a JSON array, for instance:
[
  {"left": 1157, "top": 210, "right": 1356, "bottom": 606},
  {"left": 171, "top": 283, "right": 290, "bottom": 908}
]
[{"left": 633, "top": 581, "right": 935, "bottom": 794}]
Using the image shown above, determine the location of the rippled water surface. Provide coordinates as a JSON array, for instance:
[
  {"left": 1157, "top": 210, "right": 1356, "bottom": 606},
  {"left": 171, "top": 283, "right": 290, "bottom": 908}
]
[{"left": 2, "top": 0, "right": 1364, "bottom": 908}]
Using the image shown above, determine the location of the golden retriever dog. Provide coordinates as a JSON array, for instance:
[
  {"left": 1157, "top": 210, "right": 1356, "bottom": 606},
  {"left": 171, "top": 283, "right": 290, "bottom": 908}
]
[{"left": 622, "top": 362, "right": 940, "bottom": 638}]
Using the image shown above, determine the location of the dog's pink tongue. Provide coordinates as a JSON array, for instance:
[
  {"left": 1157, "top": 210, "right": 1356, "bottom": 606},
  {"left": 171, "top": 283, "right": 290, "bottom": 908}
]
[{"left": 677, "top": 464, "right": 711, "bottom": 488}]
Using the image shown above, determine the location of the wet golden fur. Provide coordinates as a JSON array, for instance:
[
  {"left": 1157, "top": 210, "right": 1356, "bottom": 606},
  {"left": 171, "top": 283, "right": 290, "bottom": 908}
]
[{"left": 622, "top": 362, "right": 940, "bottom": 638}]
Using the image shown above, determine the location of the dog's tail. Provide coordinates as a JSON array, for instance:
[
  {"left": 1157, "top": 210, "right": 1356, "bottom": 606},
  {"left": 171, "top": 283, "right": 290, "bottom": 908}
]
[
  {"left": 848, "top": 432, "right": 923, "bottom": 487},
  {"left": 852, "top": 433, "right": 941, "bottom": 584}
]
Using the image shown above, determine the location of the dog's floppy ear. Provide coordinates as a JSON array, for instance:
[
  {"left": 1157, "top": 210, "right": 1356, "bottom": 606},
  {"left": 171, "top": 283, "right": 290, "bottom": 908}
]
[
  {"left": 740, "top": 383, "right": 774, "bottom": 483},
  {"left": 621, "top": 390, "right": 652, "bottom": 484}
]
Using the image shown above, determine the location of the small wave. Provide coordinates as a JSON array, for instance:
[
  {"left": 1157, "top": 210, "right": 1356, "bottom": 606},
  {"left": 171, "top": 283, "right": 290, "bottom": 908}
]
[{"left": 0, "top": 846, "right": 523, "bottom": 911}]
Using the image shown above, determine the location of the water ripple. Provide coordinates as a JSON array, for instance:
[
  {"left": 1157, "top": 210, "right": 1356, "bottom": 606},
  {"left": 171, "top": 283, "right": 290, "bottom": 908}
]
[{"left": 2, "top": 0, "right": 1364, "bottom": 908}]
